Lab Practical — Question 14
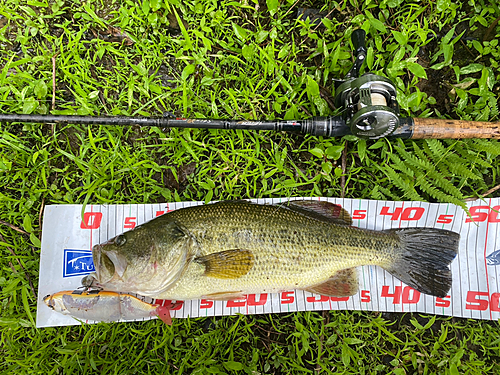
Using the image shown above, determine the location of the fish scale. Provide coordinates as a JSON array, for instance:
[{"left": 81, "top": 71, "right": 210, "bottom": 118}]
[{"left": 85, "top": 200, "right": 459, "bottom": 300}]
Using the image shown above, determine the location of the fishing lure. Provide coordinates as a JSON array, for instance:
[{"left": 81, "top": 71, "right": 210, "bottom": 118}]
[{"left": 43, "top": 290, "right": 177, "bottom": 325}]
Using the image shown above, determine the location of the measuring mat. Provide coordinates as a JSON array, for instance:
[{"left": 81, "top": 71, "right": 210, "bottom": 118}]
[{"left": 36, "top": 198, "right": 500, "bottom": 327}]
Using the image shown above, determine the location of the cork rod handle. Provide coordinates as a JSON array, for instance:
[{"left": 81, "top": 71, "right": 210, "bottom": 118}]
[{"left": 411, "top": 118, "right": 500, "bottom": 139}]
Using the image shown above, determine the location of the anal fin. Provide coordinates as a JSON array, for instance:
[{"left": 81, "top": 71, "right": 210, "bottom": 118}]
[{"left": 303, "top": 268, "right": 359, "bottom": 297}]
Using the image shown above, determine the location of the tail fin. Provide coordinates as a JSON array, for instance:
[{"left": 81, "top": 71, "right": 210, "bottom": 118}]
[{"left": 383, "top": 228, "right": 460, "bottom": 298}]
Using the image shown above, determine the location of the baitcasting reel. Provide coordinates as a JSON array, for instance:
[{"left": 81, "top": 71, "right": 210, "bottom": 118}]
[{"left": 334, "top": 29, "right": 400, "bottom": 139}]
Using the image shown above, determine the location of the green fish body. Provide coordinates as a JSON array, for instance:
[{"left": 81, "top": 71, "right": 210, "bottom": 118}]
[{"left": 84, "top": 200, "right": 459, "bottom": 300}]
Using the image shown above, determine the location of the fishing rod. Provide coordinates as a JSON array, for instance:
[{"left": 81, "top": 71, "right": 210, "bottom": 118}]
[{"left": 1, "top": 30, "right": 498, "bottom": 140}]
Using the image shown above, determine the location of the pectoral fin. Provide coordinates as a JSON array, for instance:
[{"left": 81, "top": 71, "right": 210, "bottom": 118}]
[
  {"left": 303, "top": 268, "right": 359, "bottom": 297},
  {"left": 195, "top": 249, "right": 254, "bottom": 279}
]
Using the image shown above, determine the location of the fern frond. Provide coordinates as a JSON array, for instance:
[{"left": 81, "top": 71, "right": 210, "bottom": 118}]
[
  {"left": 472, "top": 139, "right": 500, "bottom": 156},
  {"left": 370, "top": 185, "right": 384, "bottom": 200},
  {"left": 446, "top": 162, "right": 481, "bottom": 180},
  {"left": 395, "top": 145, "right": 435, "bottom": 172},
  {"left": 388, "top": 152, "right": 414, "bottom": 177},
  {"left": 412, "top": 142, "right": 428, "bottom": 162},
  {"left": 418, "top": 178, "right": 468, "bottom": 211},
  {"left": 489, "top": 96, "right": 499, "bottom": 118},
  {"left": 425, "top": 139, "right": 447, "bottom": 160},
  {"left": 418, "top": 178, "right": 448, "bottom": 200},
  {"left": 455, "top": 147, "right": 493, "bottom": 168},
  {"left": 475, "top": 106, "right": 490, "bottom": 121},
  {"left": 490, "top": 101, "right": 499, "bottom": 118},
  {"left": 372, "top": 137, "right": 494, "bottom": 217},
  {"left": 383, "top": 164, "right": 411, "bottom": 190},
  {"left": 444, "top": 153, "right": 464, "bottom": 164},
  {"left": 425, "top": 170, "right": 464, "bottom": 199},
  {"left": 377, "top": 185, "right": 403, "bottom": 201},
  {"left": 383, "top": 165, "right": 423, "bottom": 201}
]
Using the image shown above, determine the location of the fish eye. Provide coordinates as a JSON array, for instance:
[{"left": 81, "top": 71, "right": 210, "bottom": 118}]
[{"left": 115, "top": 235, "right": 126, "bottom": 246}]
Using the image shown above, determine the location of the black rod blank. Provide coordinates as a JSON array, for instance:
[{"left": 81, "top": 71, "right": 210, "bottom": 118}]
[{"left": 0, "top": 113, "right": 354, "bottom": 138}]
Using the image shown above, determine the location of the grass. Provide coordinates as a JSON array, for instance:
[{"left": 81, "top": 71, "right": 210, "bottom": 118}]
[{"left": 1, "top": 0, "right": 500, "bottom": 373}]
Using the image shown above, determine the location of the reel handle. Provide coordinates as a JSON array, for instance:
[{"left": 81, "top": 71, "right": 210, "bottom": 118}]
[
  {"left": 351, "top": 29, "right": 367, "bottom": 54},
  {"left": 345, "top": 30, "right": 368, "bottom": 79}
]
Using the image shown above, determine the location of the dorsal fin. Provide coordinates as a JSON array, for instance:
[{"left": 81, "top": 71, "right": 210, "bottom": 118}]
[
  {"left": 303, "top": 268, "right": 359, "bottom": 297},
  {"left": 281, "top": 200, "right": 353, "bottom": 225}
]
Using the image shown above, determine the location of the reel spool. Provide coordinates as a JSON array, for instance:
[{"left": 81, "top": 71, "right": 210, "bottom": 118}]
[{"left": 334, "top": 30, "right": 401, "bottom": 140}]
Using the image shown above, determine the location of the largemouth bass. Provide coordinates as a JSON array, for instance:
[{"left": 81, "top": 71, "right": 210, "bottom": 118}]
[{"left": 83, "top": 200, "right": 459, "bottom": 300}]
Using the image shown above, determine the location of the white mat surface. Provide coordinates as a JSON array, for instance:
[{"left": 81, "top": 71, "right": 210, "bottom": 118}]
[{"left": 36, "top": 197, "right": 500, "bottom": 327}]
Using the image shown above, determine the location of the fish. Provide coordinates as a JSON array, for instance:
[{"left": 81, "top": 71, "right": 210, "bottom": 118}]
[
  {"left": 82, "top": 200, "right": 460, "bottom": 301},
  {"left": 43, "top": 290, "right": 176, "bottom": 324}
]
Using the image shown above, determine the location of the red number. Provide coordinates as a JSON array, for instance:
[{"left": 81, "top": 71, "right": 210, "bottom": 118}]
[
  {"left": 227, "top": 297, "right": 246, "bottom": 308},
  {"left": 437, "top": 214, "right": 454, "bottom": 224},
  {"left": 124, "top": 217, "right": 136, "bottom": 229},
  {"left": 330, "top": 296, "right": 349, "bottom": 302},
  {"left": 156, "top": 210, "right": 165, "bottom": 216},
  {"left": 80, "top": 212, "right": 103, "bottom": 229},
  {"left": 171, "top": 301, "right": 183, "bottom": 310},
  {"left": 465, "top": 206, "right": 490, "bottom": 223},
  {"left": 361, "top": 290, "right": 371, "bottom": 303},
  {"left": 352, "top": 210, "right": 367, "bottom": 220},
  {"left": 402, "top": 287, "right": 420, "bottom": 304},
  {"left": 464, "top": 292, "right": 500, "bottom": 311},
  {"left": 380, "top": 206, "right": 403, "bottom": 220},
  {"left": 381, "top": 286, "right": 402, "bottom": 304},
  {"left": 306, "top": 295, "right": 329, "bottom": 302},
  {"left": 465, "top": 291, "right": 489, "bottom": 310},
  {"left": 400, "top": 207, "right": 425, "bottom": 221},
  {"left": 435, "top": 296, "right": 450, "bottom": 308},
  {"left": 226, "top": 295, "right": 268, "bottom": 307},
  {"left": 281, "top": 291, "right": 294, "bottom": 304},
  {"left": 200, "top": 299, "right": 213, "bottom": 309},
  {"left": 489, "top": 206, "right": 500, "bottom": 223},
  {"left": 247, "top": 294, "right": 268, "bottom": 306},
  {"left": 490, "top": 293, "right": 500, "bottom": 312},
  {"left": 380, "top": 207, "right": 424, "bottom": 221}
]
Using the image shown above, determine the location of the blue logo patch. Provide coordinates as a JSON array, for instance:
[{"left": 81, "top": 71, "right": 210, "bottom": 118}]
[
  {"left": 63, "top": 249, "right": 95, "bottom": 277},
  {"left": 486, "top": 250, "right": 500, "bottom": 266}
]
